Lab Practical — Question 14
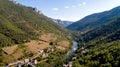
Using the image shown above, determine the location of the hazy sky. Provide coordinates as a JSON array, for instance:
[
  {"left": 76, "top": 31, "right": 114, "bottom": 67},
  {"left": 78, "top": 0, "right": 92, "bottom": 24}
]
[{"left": 14, "top": 0, "right": 120, "bottom": 21}]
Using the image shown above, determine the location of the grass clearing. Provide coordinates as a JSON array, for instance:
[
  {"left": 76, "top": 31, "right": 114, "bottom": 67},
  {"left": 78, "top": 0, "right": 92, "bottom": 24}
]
[
  {"left": 40, "top": 33, "right": 57, "bottom": 42},
  {"left": 2, "top": 45, "right": 18, "bottom": 55},
  {"left": 56, "top": 46, "right": 65, "bottom": 50},
  {"left": 58, "top": 41, "right": 70, "bottom": 47},
  {"left": 25, "top": 40, "right": 51, "bottom": 53}
]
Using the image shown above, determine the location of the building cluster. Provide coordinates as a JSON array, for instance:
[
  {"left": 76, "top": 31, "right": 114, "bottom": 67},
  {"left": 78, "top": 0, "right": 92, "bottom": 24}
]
[
  {"left": 5, "top": 47, "right": 55, "bottom": 67},
  {"left": 5, "top": 59, "right": 36, "bottom": 67},
  {"left": 37, "top": 48, "right": 54, "bottom": 58},
  {"left": 63, "top": 61, "right": 72, "bottom": 67},
  {"left": 63, "top": 57, "right": 77, "bottom": 67},
  {"left": 80, "top": 47, "right": 89, "bottom": 55},
  {"left": 63, "top": 46, "right": 89, "bottom": 67}
]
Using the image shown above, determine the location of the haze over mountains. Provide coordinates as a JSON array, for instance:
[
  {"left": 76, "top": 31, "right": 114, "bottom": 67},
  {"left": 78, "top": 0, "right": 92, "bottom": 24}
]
[{"left": 53, "top": 19, "right": 73, "bottom": 27}]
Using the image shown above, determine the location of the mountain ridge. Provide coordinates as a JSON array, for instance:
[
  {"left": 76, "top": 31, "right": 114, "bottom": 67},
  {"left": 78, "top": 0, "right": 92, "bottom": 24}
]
[
  {"left": 53, "top": 19, "right": 73, "bottom": 27},
  {"left": 72, "top": 6, "right": 120, "bottom": 67},
  {"left": 67, "top": 6, "right": 120, "bottom": 31}
]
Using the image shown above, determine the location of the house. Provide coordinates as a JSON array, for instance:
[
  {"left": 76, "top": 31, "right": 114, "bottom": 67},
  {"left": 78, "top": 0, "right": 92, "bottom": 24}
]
[
  {"left": 81, "top": 49, "right": 89, "bottom": 55},
  {"left": 68, "top": 62, "right": 72, "bottom": 67},
  {"left": 81, "top": 47, "right": 84, "bottom": 50},
  {"left": 63, "top": 64, "right": 68, "bottom": 67},
  {"left": 51, "top": 48, "right": 54, "bottom": 52},
  {"left": 38, "top": 49, "right": 44, "bottom": 55},
  {"left": 34, "top": 60, "right": 38, "bottom": 64},
  {"left": 72, "top": 57, "right": 77, "bottom": 61},
  {"left": 24, "top": 59, "right": 29, "bottom": 63},
  {"left": 42, "top": 53, "right": 48, "bottom": 58}
]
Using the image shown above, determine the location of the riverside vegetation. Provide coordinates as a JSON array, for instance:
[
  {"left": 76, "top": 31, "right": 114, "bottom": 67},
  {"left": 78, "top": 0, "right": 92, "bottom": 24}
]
[{"left": 69, "top": 7, "right": 120, "bottom": 67}]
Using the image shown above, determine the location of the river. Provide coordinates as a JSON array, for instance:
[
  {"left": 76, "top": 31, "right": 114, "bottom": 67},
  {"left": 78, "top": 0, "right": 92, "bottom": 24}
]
[
  {"left": 66, "top": 41, "right": 78, "bottom": 58},
  {"left": 63, "top": 41, "right": 78, "bottom": 66}
]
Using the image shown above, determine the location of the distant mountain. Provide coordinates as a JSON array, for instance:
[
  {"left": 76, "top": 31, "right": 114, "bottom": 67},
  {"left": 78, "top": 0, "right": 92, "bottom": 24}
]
[
  {"left": 67, "top": 6, "right": 120, "bottom": 31},
  {"left": 53, "top": 19, "right": 73, "bottom": 27},
  {"left": 74, "top": 16, "right": 120, "bottom": 67},
  {"left": 82, "top": 16, "right": 120, "bottom": 45},
  {"left": 73, "top": 6, "right": 120, "bottom": 67}
]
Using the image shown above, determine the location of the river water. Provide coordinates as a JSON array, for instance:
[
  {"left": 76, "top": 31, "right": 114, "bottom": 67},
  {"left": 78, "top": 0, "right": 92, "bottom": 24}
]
[{"left": 66, "top": 41, "right": 78, "bottom": 58}]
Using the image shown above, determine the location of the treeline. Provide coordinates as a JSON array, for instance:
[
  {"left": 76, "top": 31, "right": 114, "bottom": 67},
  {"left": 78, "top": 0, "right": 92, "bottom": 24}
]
[
  {"left": 73, "top": 41, "right": 120, "bottom": 67},
  {"left": 81, "top": 17, "right": 120, "bottom": 45},
  {"left": 72, "top": 16, "right": 120, "bottom": 67}
]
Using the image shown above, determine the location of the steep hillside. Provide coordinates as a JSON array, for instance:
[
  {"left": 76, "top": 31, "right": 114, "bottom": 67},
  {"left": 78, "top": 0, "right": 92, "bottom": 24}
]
[
  {"left": 73, "top": 40, "right": 120, "bottom": 67},
  {"left": 67, "top": 6, "right": 120, "bottom": 31},
  {"left": 0, "top": 0, "right": 72, "bottom": 66},
  {"left": 81, "top": 16, "right": 120, "bottom": 45},
  {"left": 0, "top": 0, "right": 69, "bottom": 47},
  {"left": 73, "top": 13, "right": 120, "bottom": 67}
]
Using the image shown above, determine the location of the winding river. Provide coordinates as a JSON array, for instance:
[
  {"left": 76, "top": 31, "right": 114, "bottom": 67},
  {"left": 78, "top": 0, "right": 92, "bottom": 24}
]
[{"left": 66, "top": 41, "right": 78, "bottom": 58}]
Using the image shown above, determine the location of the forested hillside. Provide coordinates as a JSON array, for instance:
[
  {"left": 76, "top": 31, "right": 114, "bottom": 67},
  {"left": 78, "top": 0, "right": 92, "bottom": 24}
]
[
  {"left": 67, "top": 6, "right": 120, "bottom": 31},
  {"left": 73, "top": 40, "right": 120, "bottom": 67},
  {"left": 81, "top": 16, "right": 120, "bottom": 45},
  {"left": 72, "top": 11, "right": 120, "bottom": 67},
  {"left": 0, "top": 0, "right": 68, "bottom": 47}
]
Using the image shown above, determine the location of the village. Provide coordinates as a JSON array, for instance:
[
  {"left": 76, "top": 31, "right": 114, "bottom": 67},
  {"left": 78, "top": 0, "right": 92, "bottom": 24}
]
[
  {"left": 5, "top": 48, "right": 54, "bottom": 67},
  {"left": 4, "top": 41, "right": 89, "bottom": 67}
]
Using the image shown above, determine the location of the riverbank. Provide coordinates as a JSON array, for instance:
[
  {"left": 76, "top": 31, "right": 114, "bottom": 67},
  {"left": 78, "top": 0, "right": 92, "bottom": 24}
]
[{"left": 63, "top": 41, "right": 78, "bottom": 67}]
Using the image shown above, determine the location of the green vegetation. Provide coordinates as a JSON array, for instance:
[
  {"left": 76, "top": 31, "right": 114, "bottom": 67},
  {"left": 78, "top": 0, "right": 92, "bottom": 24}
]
[
  {"left": 67, "top": 6, "right": 120, "bottom": 31},
  {"left": 3, "top": 0, "right": 120, "bottom": 67},
  {"left": 35, "top": 48, "right": 69, "bottom": 67},
  {"left": 0, "top": 0, "right": 72, "bottom": 66},
  {"left": 73, "top": 41, "right": 120, "bottom": 67},
  {"left": 73, "top": 14, "right": 120, "bottom": 67},
  {"left": 81, "top": 16, "right": 120, "bottom": 45},
  {"left": 0, "top": 0, "right": 69, "bottom": 47}
]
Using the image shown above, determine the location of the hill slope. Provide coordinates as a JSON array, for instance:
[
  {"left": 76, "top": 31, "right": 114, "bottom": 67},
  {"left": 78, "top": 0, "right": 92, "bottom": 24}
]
[
  {"left": 0, "top": 0, "right": 71, "bottom": 66},
  {"left": 67, "top": 6, "right": 120, "bottom": 31},
  {"left": 73, "top": 10, "right": 120, "bottom": 67},
  {"left": 0, "top": 0, "right": 69, "bottom": 47},
  {"left": 82, "top": 16, "right": 120, "bottom": 45}
]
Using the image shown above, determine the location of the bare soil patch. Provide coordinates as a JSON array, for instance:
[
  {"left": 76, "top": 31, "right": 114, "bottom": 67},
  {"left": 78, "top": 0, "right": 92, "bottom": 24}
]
[
  {"left": 56, "top": 46, "right": 65, "bottom": 50},
  {"left": 39, "top": 33, "right": 57, "bottom": 42},
  {"left": 58, "top": 41, "right": 70, "bottom": 47},
  {"left": 12, "top": 49, "right": 23, "bottom": 59},
  {"left": 2, "top": 45, "right": 18, "bottom": 55},
  {"left": 25, "top": 40, "right": 51, "bottom": 53}
]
